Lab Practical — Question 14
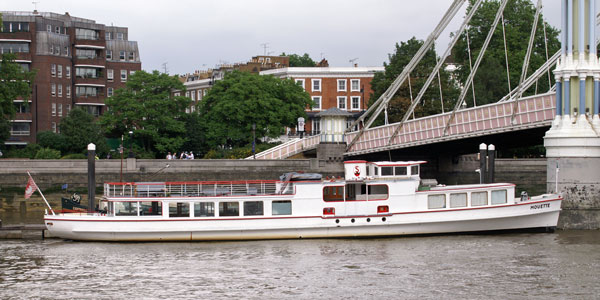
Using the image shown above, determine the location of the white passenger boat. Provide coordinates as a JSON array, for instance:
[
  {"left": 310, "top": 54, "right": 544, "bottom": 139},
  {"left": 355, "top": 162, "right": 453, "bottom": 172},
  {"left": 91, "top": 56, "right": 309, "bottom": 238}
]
[{"left": 44, "top": 160, "right": 562, "bottom": 241}]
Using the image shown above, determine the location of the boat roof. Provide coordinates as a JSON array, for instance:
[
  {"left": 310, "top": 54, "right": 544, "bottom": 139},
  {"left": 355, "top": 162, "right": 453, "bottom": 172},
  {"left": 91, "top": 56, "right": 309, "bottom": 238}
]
[{"left": 344, "top": 160, "right": 427, "bottom": 166}]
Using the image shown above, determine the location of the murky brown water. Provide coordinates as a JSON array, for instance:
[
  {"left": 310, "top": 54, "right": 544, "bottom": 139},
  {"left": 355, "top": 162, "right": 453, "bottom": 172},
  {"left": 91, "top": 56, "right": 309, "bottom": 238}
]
[{"left": 1, "top": 231, "right": 599, "bottom": 299}]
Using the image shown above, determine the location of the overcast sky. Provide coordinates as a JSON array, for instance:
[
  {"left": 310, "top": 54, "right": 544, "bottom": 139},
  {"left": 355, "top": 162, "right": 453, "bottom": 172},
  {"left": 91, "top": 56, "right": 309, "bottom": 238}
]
[{"left": 2, "top": 0, "right": 563, "bottom": 75}]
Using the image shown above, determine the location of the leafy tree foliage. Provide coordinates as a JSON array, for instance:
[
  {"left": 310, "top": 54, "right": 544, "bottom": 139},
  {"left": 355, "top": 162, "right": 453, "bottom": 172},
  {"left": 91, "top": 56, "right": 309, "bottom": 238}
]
[
  {"left": 0, "top": 53, "right": 36, "bottom": 145},
  {"left": 180, "top": 113, "right": 210, "bottom": 157},
  {"left": 452, "top": 0, "right": 560, "bottom": 106},
  {"left": 34, "top": 147, "right": 61, "bottom": 159},
  {"left": 369, "top": 37, "right": 459, "bottom": 124},
  {"left": 60, "top": 108, "right": 109, "bottom": 155},
  {"left": 281, "top": 52, "right": 316, "bottom": 67},
  {"left": 199, "top": 70, "right": 311, "bottom": 148},
  {"left": 99, "top": 70, "right": 191, "bottom": 156},
  {"left": 37, "top": 131, "right": 67, "bottom": 153}
]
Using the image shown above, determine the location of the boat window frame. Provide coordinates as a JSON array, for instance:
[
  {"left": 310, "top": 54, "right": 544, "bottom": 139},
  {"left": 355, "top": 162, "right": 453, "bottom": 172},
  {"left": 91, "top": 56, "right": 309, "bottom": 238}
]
[
  {"left": 139, "top": 201, "right": 162, "bottom": 216},
  {"left": 272, "top": 200, "right": 292, "bottom": 215},
  {"left": 194, "top": 201, "right": 215, "bottom": 217},
  {"left": 323, "top": 185, "right": 345, "bottom": 202},
  {"left": 219, "top": 201, "right": 240, "bottom": 217},
  {"left": 169, "top": 202, "right": 190, "bottom": 218},
  {"left": 427, "top": 194, "right": 446, "bottom": 209},
  {"left": 491, "top": 189, "right": 507, "bottom": 205},
  {"left": 243, "top": 201, "right": 264, "bottom": 216},
  {"left": 471, "top": 191, "right": 488, "bottom": 207},
  {"left": 449, "top": 193, "right": 468, "bottom": 208}
]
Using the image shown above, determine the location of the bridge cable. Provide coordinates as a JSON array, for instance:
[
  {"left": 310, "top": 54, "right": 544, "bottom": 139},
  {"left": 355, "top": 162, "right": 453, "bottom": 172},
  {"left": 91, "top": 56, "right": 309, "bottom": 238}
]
[
  {"left": 436, "top": 55, "right": 445, "bottom": 113},
  {"left": 501, "top": 13, "right": 512, "bottom": 97},
  {"left": 542, "top": 16, "right": 552, "bottom": 89},
  {"left": 510, "top": 0, "right": 543, "bottom": 124},
  {"left": 442, "top": 0, "right": 510, "bottom": 136},
  {"left": 345, "top": 0, "right": 467, "bottom": 151},
  {"left": 385, "top": 0, "right": 484, "bottom": 146},
  {"left": 498, "top": 50, "right": 560, "bottom": 102},
  {"left": 408, "top": 73, "right": 416, "bottom": 120},
  {"left": 466, "top": 28, "right": 477, "bottom": 107}
]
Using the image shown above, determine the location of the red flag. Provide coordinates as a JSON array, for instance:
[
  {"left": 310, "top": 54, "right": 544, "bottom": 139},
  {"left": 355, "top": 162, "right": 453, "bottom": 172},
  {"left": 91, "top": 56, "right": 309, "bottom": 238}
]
[{"left": 25, "top": 175, "right": 38, "bottom": 199}]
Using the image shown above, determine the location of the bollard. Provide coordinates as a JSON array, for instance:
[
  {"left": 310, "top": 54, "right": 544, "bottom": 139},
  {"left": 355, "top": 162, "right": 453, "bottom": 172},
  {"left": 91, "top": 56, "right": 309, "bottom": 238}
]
[
  {"left": 479, "top": 143, "right": 487, "bottom": 184},
  {"left": 487, "top": 144, "right": 495, "bottom": 183},
  {"left": 88, "top": 143, "right": 96, "bottom": 212}
]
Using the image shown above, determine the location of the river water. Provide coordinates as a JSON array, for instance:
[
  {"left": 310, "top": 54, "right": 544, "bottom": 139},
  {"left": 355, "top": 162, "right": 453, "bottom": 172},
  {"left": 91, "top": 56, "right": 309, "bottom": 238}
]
[{"left": 1, "top": 231, "right": 599, "bottom": 299}]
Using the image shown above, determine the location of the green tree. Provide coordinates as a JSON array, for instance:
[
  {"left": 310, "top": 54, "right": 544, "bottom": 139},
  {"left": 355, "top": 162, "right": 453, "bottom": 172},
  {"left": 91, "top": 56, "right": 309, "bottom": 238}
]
[
  {"left": 99, "top": 70, "right": 191, "bottom": 156},
  {"left": 0, "top": 53, "right": 37, "bottom": 145},
  {"left": 369, "top": 37, "right": 459, "bottom": 124},
  {"left": 281, "top": 52, "right": 316, "bottom": 67},
  {"left": 452, "top": 0, "right": 560, "bottom": 106},
  {"left": 180, "top": 113, "right": 209, "bottom": 157},
  {"left": 60, "top": 108, "right": 109, "bottom": 155},
  {"left": 200, "top": 70, "right": 311, "bottom": 148},
  {"left": 37, "top": 131, "right": 67, "bottom": 153}
]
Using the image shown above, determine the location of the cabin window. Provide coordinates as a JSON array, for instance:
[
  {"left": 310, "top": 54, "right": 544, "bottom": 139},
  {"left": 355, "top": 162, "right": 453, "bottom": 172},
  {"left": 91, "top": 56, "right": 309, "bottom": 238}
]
[
  {"left": 140, "top": 201, "right": 162, "bottom": 215},
  {"left": 169, "top": 202, "right": 190, "bottom": 217},
  {"left": 381, "top": 167, "right": 393, "bottom": 176},
  {"left": 368, "top": 185, "right": 389, "bottom": 200},
  {"left": 115, "top": 202, "right": 138, "bottom": 216},
  {"left": 394, "top": 166, "right": 407, "bottom": 176},
  {"left": 244, "top": 201, "right": 264, "bottom": 216},
  {"left": 272, "top": 200, "right": 292, "bottom": 215},
  {"left": 374, "top": 167, "right": 379, "bottom": 176},
  {"left": 471, "top": 191, "right": 488, "bottom": 206},
  {"left": 449, "top": 193, "right": 467, "bottom": 208},
  {"left": 323, "top": 186, "right": 344, "bottom": 202},
  {"left": 219, "top": 202, "right": 239, "bottom": 216},
  {"left": 491, "top": 190, "right": 507, "bottom": 205},
  {"left": 427, "top": 194, "right": 446, "bottom": 209},
  {"left": 411, "top": 165, "right": 419, "bottom": 175},
  {"left": 194, "top": 202, "right": 214, "bottom": 217}
]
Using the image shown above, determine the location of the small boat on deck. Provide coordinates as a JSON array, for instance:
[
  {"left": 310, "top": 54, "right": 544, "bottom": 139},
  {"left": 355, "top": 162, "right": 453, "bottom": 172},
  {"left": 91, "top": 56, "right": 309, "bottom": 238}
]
[{"left": 43, "top": 160, "right": 562, "bottom": 241}]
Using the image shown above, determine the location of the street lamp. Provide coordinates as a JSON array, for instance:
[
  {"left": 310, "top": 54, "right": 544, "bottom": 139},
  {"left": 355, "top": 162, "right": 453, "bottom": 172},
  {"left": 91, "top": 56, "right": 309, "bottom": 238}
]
[
  {"left": 128, "top": 130, "right": 134, "bottom": 158},
  {"left": 252, "top": 123, "right": 256, "bottom": 159}
]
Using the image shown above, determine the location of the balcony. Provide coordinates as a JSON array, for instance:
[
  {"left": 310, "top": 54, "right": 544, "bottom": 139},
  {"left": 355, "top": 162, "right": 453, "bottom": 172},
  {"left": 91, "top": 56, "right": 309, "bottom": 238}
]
[
  {"left": 73, "top": 56, "right": 105, "bottom": 67},
  {"left": 73, "top": 39, "right": 105, "bottom": 49},
  {"left": 0, "top": 31, "right": 32, "bottom": 41},
  {"left": 75, "top": 76, "right": 105, "bottom": 87}
]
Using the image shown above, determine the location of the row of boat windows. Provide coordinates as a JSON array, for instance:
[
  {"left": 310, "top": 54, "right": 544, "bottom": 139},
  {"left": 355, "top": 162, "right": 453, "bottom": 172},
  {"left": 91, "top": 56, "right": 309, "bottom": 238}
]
[
  {"left": 323, "top": 184, "right": 389, "bottom": 201},
  {"left": 373, "top": 165, "right": 419, "bottom": 177},
  {"left": 112, "top": 200, "right": 292, "bottom": 217},
  {"left": 427, "top": 190, "right": 507, "bottom": 209}
]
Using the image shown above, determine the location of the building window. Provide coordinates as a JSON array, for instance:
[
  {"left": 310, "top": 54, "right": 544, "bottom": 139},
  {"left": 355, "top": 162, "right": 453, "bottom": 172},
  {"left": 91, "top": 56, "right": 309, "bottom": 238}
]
[
  {"left": 117, "top": 32, "right": 124, "bottom": 40},
  {"left": 174, "top": 92, "right": 180, "bottom": 97},
  {"left": 197, "top": 90, "right": 202, "bottom": 100},
  {"left": 52, "top": 103, "right": 56, "bottom": 116},
  {"left": 58, "top": 85, "right": 63, "bottom": 97},
  {"left": 130, "top": 70, "right": 135, "bottom": 76},
  {"left": 10, "top": 122, "right": 30, "bottom": 136},
  {"left": 107, "top": 69, "right": 114, "bottom": 80},
  {"left": 106, "top": 50, "right": 112, "bottom": 60},
  {"left": 119, "top": 51, "right": 125, "bottom": 60},
  {"left": 106, "top": 32, "right": 112, "bottom": 40},
  {"left": 58, "top": 103, "right": 63, "bottom": 117},
  {"left": 46, "top": 24, "right": 52, "bottom": 32},
  {"left": 312, "top": 96, "right": 321, "bottom": 110},
  {"left": 351, "top": 96, "right": 360, "bottom": 110},
  {"left": 338, "top": 96, "right": 347, "bottom": 110},
  {"left": 295, "top": 79, "right": 305, "bottom": 90},
  {"left": 107, "top": 87, "right": 113, "bottom": 97},
  {"left": 121, "top": 70, "right": 127, "bottom": 82},
  {"left": 351, "top": 79, "right": 360, "bottom": 91},
  {"left": 190, "top": 91, "right": 195, "bottom": 101},
  {"left": 203, "top": 89, "right": 207, "bottom": 96},
  {"left": 51, "top": 122, "right": 56, "bottom": 133},
  {"left": 337, "top": 79, "right": 346, "bottom": 92},
  {"left": 312, "top": 119, "right": 321, "bottom": 134},
  {"left": 66, "top": 66, "right": 71, "bottom": 78},
  {"left": 51, "top": 64, "right": 56, "bottom": 76},
  {"left": 51, "top": 84, "right": 56, "bottom": 96},
  {"left": 128, "top": 52, "right": 134, "bottom": 61},
  {"left": 312, "top": 79, "right": 321, "bottom": 92},
  {"left": 75, "top": 28, "right": 99, "bottom": 40},
  {"left": 185, "top": 91, "right": 190, "bottom": 98},
  {"left": 57, "top": 65, "right": 62, "bottom": 78},
  {"left": 66, "top": 104, "right": 71, "bottom": 114},
  {"left": 66, "top": 86, "right": 71, "bottom": 97},
  {"left": 55, "top": 26, "right": 60, "bottom": 34}
]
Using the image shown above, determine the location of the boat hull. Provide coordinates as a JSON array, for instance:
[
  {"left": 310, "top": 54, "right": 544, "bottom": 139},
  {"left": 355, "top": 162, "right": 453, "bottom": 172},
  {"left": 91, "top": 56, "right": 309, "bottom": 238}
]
[{"left": 44, "top": 198, "right": 561, "bottom": 242}]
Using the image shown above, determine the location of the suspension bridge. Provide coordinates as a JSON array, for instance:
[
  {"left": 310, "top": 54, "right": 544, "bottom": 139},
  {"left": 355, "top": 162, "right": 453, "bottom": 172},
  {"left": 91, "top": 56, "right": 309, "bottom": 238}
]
[{"left": 252, "top": 0, "right": 597, "bottom": 160}]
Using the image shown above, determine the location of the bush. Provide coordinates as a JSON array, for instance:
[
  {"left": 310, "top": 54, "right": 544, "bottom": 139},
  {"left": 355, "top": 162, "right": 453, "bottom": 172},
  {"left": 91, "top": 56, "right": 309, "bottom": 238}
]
[
  {"left": 5, "top": 143, "right": 41, "bottom": 158},
  {"left": 37, "top": 131, "right": 67, "bottom": 153},
  {"left": 61, "top": 153, "right": 86, "bottom": 159},
  {"left": 34, "top": 147, "right": 61, "bottom": 159}
]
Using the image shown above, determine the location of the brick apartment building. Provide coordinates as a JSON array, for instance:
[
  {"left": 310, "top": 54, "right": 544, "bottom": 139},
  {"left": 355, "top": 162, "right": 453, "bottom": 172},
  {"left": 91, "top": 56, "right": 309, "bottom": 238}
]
[
  {"left": 0, "top": 11, "right": 141, "bottom": 146},
  {"left": 260, "top": 66, "right": 384, "bottom": 134}
]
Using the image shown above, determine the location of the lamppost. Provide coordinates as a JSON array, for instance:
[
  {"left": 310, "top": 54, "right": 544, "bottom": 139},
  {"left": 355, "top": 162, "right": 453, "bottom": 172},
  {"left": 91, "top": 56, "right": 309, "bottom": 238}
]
[
  {"left": 128, "top": 130, "right": 134, "bottom": 158},
  {"left": 252, "top": 123, "right": 256, "bottom": 159}
]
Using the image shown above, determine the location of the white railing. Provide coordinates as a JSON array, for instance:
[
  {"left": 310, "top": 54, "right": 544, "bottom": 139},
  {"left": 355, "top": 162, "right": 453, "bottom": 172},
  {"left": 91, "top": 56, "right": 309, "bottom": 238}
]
[
  {"left": 346, "top": 93, "right": 555, "bottom": 155},
  {"left": 250, "top": 135, "right": 321, "bottom": 159},
  {"left": 104, "top": 180, "right": 294, "bottom": 198}
]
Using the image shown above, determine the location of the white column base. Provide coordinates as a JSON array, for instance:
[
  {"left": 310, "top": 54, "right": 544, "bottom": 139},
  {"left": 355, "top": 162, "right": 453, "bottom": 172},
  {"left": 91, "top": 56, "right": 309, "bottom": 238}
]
[{"left": 593, "top": 114, "right": 600, "bottom": 129}]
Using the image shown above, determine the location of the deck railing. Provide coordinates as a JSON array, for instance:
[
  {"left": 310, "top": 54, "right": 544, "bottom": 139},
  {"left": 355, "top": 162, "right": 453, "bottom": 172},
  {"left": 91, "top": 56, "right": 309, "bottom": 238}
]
[
  {"left": 104, "top": 180, "right": 295, "bottom": 198},
  {"left": 250, "top": 134, "right": 321, "bottom": 159}
]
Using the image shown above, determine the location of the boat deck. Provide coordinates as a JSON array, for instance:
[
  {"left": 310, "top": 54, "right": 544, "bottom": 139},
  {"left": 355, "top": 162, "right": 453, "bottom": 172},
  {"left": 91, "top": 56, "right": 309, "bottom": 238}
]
[{"left": 104, "top": 180, "right": 295, "bottom": 198}]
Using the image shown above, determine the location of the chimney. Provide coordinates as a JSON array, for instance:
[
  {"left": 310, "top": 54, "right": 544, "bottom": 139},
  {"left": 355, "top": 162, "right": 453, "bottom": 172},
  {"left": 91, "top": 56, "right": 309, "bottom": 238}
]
[{"left": 354, "top": 63, "right": 358, "bottom": 68}]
